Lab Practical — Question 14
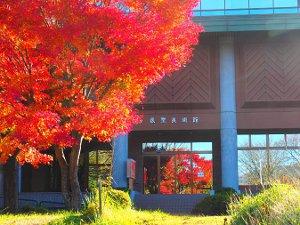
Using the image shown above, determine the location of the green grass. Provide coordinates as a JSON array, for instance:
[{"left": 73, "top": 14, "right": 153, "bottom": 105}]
[
  {"left": 0, "top": 211, "right": 77, "bottom": 225},
  {"left": 0, "top": 208, "right": 228, "bottom": 225},
  {"left": 94, "top": 207, "right": 228, "bottom": 225}
]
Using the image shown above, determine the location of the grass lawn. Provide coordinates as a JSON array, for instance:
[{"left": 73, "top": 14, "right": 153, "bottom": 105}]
[
  {"left": 0, "top": 211, "right": 76, "bottom": 225},
  {"left": 0, "top": 209, "right": 228, "bottom": 225}
]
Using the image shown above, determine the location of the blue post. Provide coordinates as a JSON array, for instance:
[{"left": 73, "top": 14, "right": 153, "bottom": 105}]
[
  {"left": 112, "top": 135, "right": 128, "bottom": 188},
  {"left": 219, "top": 35, "right": 239, "bottom": 191}
]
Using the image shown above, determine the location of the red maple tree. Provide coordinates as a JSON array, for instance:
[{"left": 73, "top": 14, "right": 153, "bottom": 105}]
[
  {"left": 160, "top": 151, "right": 212, "bottom": 194},
  {"left": 0, "top": 0, "right": 202, "bottom": 209}
]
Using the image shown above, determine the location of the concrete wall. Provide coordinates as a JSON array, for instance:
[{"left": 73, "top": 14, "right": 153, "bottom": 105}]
[{"left": 132, "top": 191, "right": 207, "bottom": 214}]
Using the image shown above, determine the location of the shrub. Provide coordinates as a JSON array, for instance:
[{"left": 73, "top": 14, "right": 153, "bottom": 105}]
[
  {"left": 192, "top": 188, "right": 238, "bottom": 215},
  {"left": 81, "top": 186, "right": 131, "bottom": 222},
  {"left": 229, "top": 184, "right": 300, "bottom": 225},
  {"left": 103, "top": 187, "right": 131, "bottom": 209},
  {"left": 82, "top": 188, "right": 100, "bottom": 222}
]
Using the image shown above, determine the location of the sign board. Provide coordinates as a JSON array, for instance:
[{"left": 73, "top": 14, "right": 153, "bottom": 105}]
[
  {"left": 127, "top": 159, "right": 136, "bottom": 179},
  {"left": 148, "top": 116, "right": 199, "bottom": 125}
]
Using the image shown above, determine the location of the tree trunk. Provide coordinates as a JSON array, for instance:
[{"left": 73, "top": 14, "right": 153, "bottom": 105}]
[
  {"left": 69, "top": 136, "right": 83, "bottom": 210},
  {"left": 55, "top": 136, "right": 84, "bottom": 211},
  {"left": 55, "top": 147, "right": 71, "bottom": 209},
  {"left": 3, "top": 157, "right": 19, "bottom": 212}
]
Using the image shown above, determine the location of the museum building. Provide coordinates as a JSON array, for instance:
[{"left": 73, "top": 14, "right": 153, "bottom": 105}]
[{"left": 1, "top": 0, "right": 300, "bottom": 213}]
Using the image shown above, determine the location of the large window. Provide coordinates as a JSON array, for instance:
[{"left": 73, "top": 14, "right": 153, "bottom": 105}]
[
  {"left": 88, "top": 149, "right": 112, "bottom": 188},
  {"left": 193, "top": 0, "right": 299, "bottom": 16},
  {"left": 238, "top": 133, "right": 300, "bottom": 187},
  {"left": 143, "top": 142, "right": 213, "bottom": 194}
]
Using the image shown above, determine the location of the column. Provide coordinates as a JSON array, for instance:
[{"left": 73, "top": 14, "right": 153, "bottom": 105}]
[
  {"left": 112, "top": 135, "right": 128, "bottom": 188},
  {"left": 219, "top": 35, "right": 239, "bottom": 191},
  {"left": 18, "top": 165, "right": 22, "bottom": 193}
]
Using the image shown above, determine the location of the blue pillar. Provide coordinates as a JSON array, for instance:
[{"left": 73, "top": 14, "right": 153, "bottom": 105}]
[
  {"left": 18, "top": 165, "right": 21, "bottom": 193},
  {"left": 112, "top": 135, "right": 128, "bottom": 188},
  {"left": 219, "top": 35, "right": 239, "bottom": 191}
]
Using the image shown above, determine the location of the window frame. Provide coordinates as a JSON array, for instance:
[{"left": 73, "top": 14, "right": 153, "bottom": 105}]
[{"left": 142, "top": 141, "right": 213, "bottom": 195}]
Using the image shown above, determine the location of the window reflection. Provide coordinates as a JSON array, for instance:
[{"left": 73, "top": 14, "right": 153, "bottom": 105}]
[
  {"left": 144, "top": 157, "right": 158, "bottom": 194},
  {"left": 274, "top": 0, "right": 297, "bottom": 7},
  {"left": 193, "top": 0, "right": 299, "bottom": 16},
  {"left": 287, "top": 134, "right": 300, "bottom": 147},
  {"left": 192, "top": 142, "right": 212, "bottom": 151},
  {"left": 143, "top": 142, "right": 212, "bottom": 153},
  {"left": 143, "top": 142, "right": 213, "bottom": 195},
  {"left": 201, "top": 0, "right": 224, "bottom": 10},
  {"left": 238, "top": 150, "right": 268, "bottom": 185},
  {"left": 238, "top": 133, "right": 300, "bottom": 188},
  {"left": 249, "top": 0, "right": 273, "bottom": 9},
  {"left": 269, "top": 134, "right": 285, "bottom": 147},
  {"left": 159, "top": 154, "right": 212, "bottom": 194},
  {"left": 226, "top": 0, "right": 248, "bottom": 9},
  {"left": 238, "top": 135, "right": 250, "bottom": 148},
  {"left": 251, "top": 134, "right": 266, "bottom": 147}
]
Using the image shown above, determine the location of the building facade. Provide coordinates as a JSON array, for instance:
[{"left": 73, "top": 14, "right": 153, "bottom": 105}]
[
  {"left": 1, "top": 0, "right": 300, "bottom": 213},
  {"left": 113, "top": 1, "right": 300, "bottom": 213}
]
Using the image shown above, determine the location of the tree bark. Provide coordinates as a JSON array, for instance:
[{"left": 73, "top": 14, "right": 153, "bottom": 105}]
[
  {"left": 55, "top": 136, "right": 84, "bottom": 211},
  {"left": 55, "top": 147, "right": 71, "bottom": 209},
  {"left": 69, "top": 136, "right": 83, "bottom": 210},
  {"left": 3, "top": 157, "right": 19, "bottom": 212}
]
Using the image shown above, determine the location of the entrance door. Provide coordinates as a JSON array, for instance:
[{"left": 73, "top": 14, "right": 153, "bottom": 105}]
[{"left": 142, "top": 141, "right": 213, "bottom": 194}]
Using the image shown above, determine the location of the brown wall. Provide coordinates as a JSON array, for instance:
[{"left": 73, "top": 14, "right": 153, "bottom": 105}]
[
  {"left": 134, "top": 34, "right": 220, "bottom": 131},
  {"left": 236, "top": 30, "right": 300, "bottom": 130}
]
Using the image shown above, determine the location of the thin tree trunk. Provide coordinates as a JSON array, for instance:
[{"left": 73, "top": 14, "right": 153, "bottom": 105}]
[
  {"left": 55, "top": 147, "right": 71, "bottom": 209},
  {"left": 3, "top": 157, "right": 18, "bottom": 212},
  {"left": 69, "top": 136, "right": 84, "bottom": 210}
]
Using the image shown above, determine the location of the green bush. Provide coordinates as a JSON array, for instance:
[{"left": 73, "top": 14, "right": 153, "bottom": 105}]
[
  {"left": 82, "top": 188, "right": 100, "bottom": 222},
  {"left": 229, "top": 184, "right": 300, "bottom": 225},
  {"left": 103, "top": 187, "right": 131, "bottom": 209},
  {"left": 81, "top": 186, "right": 131, "bottom": 222},
  {"left": 192, "top": 188, "right": 238, "bottom": 215}
]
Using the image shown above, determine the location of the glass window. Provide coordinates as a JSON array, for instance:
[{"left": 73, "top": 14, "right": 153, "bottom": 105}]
[
  {"left": 143, "top": 142, "right": 194, "bottom": 152},
  {"left": 269, "top": 150, "right": 300, "bottom": 181},
  {"left": 144, "top": 157, "right": 158, "bottom": 194},
  {"left": 249, "top": 0, "right": 273, "bottom": 9},
  {"left": 174, "top": 142, "right": 191, "bottom": 151},
  {"left": 238, "top": 150, "right": 268, "bottom": 185},
  {"left": 159, "top": 153, "right": 213, "bottom": 194},
  {"left": 274, "top": 0, "right": 297, "bottom": 8},
  {"left": 226, "top": 0, "right": 248, "bottom": 9},
  {"left": 238, "top": 133, "right": 300, "bottom": 188},
  {"left": 269, "top": 134, "right": 285, "bottom": 147},
  {"left": 251, "top": 134, "right": 267, "bottom": 147},
  {"left": 238, "top": 135, "right": 250, "bottom": 148},
  {"left": 201, "top": 0, "right": 224, "bottom": 10},
  {"left": 191, "top": 154, "right": 213, "bottom": 194},
  {"left": 143, "top": 142, "right": 213, "bottom": 194},
  {"left": 160, "top": 155, "right": 176, "bottom": 194},
  {"left": 286, "top": 134, "right": 300, "bottom": 147},
  {"left": 192, "top": 142, "right": 213, "bottom": 151}
]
